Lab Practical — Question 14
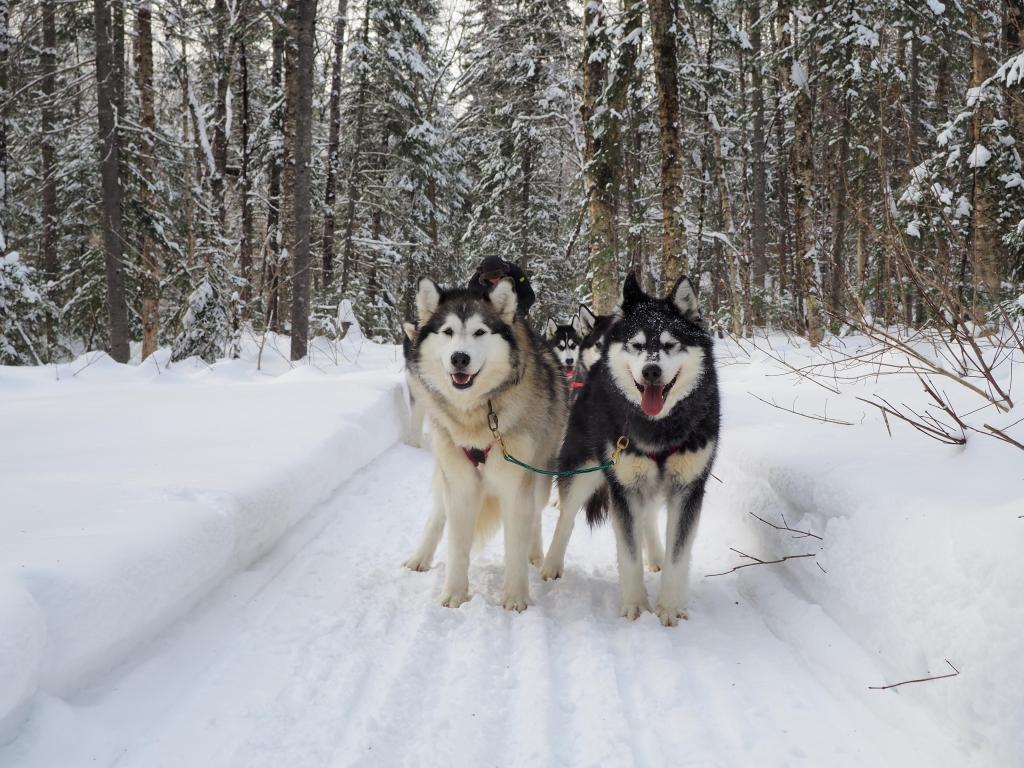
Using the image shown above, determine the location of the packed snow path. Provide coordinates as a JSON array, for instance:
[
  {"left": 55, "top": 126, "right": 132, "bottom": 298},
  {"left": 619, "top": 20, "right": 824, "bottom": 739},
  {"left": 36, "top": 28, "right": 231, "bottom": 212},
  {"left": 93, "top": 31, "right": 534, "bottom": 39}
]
[{"left": 4, "top": 443, "right": 971, "bottom": 768}]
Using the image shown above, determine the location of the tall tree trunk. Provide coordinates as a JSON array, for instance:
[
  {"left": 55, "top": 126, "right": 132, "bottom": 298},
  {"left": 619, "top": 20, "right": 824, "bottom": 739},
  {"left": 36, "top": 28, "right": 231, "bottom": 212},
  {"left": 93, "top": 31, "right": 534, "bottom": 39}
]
[
  {"left": 176, "top": 31, "right": 196, "bottom": 264},
  {"left": 969, "top": 7, "right": 999, "bottom": 311},
  {"left": 211, "top": 0, "right": 230, "bottom": 226},
  {"left": 41, "top": 0, "right": 59, "bottom": 288},
  {"left": 0, "top": 0, "right": 8, "bottom": 222},
  {"left": 749, "top": 0, "right": 768, "bottom": 313},
  {"left": 95, "top": 0, "right": 130, "bottom": 363},
  {"left": 1005, "top": 1, "right": 1024, "bottom": 143},
  {"left": 618, "top": 0, "right": 645, "bottom": 287},
  {"left": 136, "top": 0, "right": 160, "bottom": 360},
  {"left": 239, "top": 35, "right": 254, "bottom": 314},
  {"left": 774, "top": 0, "right": 792, "bottom": 300},
  {"left": 583, "top": 0, "right": 618, "bottom": 313},
  {"left": 791, "top": 9, "right": 822, "bottom": 344},
  {"left": 649, "top": 0, "right": 687, "bottom": 285},
  {"left": 287, "top": 0, "right": 317, "bottom": 361},
  {"left": 264, "top": 21, "right": 286, "bottom": 330},
  {"left": 829, "top": 87, "right": 850, "bottom": 324},
  {"left": 321, "top": 0, "right": 347, "bottom": 288},
  {"left": 341, "top": 4, "right": 371, "bottom": 296}
]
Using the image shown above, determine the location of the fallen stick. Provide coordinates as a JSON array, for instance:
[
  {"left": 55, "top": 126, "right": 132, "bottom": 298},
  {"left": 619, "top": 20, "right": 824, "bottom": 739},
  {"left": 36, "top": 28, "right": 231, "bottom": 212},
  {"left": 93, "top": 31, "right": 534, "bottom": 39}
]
[
  {"left": 704, "top": 548, "right": 816, "bottom": 577},
  {"left": 868, "top": 660, "right": 960, "bottom": 691},
  {"left": 749, "top": 511, "right": 823, "bottom": 541}
]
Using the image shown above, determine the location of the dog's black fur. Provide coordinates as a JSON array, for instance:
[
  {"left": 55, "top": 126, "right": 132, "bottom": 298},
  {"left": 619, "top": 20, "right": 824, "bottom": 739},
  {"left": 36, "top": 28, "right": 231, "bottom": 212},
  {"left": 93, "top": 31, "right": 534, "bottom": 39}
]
[
  {"left": 559, "top": 274, "right": 719, "bottom": 556},
  {"left": 576, "top": 305, "right": 614, "bottom": 377}
]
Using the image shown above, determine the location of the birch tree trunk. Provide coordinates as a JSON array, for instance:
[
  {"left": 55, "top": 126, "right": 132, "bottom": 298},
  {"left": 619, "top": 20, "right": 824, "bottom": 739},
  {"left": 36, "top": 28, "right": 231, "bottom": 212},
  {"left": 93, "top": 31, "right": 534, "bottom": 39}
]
[{"left": 95, "top": 0, "right": 130, "bottom": 362}]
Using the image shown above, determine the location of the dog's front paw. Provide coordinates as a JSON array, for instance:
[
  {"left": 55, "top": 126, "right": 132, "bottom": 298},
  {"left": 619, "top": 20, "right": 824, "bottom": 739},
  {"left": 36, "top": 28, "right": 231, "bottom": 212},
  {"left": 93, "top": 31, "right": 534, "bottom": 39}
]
[
  {"left": 539, "top": 559, "right": 564, "bottom": 581},
  {"left": 621, "top": 601, "right": 651, "bottom": 621},
  {"left": 655, "top": 604, "right": 688, "bottom": 627},
  {"left": 529, "top": 553, "right": 544, "bottom": 568},
  {"left": 646, "top": 560, "right": 663, "bottom": 573},
  {"left": 501, "top": 592, "right": 530, "bottom": 612},
  {"left": 439, "top": 590, "right": 470, "bottom": 608},
  {"left": 402, "top": 554, "right": 433, "bottom": 572}
]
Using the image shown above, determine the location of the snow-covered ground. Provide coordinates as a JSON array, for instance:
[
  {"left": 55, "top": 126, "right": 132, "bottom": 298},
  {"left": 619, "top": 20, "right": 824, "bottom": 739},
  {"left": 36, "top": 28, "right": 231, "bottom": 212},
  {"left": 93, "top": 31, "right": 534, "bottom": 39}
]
[{"left": 1, "top": 326, "right": 1021, "bottom": 767}]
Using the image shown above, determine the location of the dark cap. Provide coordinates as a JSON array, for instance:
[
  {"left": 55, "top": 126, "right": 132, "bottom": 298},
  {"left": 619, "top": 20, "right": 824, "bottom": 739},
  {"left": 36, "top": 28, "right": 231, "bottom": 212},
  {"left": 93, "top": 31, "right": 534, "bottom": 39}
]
[{"left": 478, "top": 256, "right": 507, "bottom": 276}]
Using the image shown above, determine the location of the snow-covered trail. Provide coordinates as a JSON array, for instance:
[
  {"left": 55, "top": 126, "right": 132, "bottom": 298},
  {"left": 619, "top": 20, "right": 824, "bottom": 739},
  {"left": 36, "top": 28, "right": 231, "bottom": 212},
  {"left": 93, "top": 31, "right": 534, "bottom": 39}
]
[{"left": 4, "top": 445, "right": 968, "bottom": 768}]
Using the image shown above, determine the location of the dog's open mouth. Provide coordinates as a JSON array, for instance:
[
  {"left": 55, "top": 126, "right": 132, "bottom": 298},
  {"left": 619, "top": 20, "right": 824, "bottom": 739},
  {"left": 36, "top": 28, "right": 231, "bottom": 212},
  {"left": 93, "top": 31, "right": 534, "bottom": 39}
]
[
  {"left": 451, "top": 372, "right": 477, "bottom": 390},
  {"left": 564, "top": 366, "right": 576, "bottom": 378},
  {"left": 634, "top": 373, "right": 678, "bottom": 417}
]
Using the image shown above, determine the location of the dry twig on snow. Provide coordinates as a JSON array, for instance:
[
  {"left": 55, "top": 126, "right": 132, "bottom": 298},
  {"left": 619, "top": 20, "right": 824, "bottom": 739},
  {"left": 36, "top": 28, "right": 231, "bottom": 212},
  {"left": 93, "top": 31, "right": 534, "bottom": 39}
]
[
  {"left": 868, "top": 660, "right": 960, "bottom": 691},
  {"left": 748, "top": 393, "right": 854, "bottom": 426},
  {"left": 748, "top": 511, "right": 823, "bottom": 541},
  {"left": 704, "top": 548, "right": 817, "bottom": 577}
]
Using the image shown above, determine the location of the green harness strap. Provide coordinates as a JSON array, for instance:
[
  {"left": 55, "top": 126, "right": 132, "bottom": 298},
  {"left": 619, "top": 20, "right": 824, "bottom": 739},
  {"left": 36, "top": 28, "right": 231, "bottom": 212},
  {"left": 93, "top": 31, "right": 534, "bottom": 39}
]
[{"left": 486, "top": 400, "right": 628, "bottom": 478}]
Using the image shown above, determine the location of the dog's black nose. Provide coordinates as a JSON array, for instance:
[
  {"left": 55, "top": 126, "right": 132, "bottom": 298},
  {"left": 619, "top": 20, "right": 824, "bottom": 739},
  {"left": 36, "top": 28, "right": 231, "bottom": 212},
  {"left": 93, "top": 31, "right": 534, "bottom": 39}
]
[
  {"left": 642, "top": 364, "right": 662, "bottom": 383},
  {"left": 565, "top": 357, "right": 575, "bottom": 367},
  {"left": 451, "top": 351, "right": 471, "bottom": 370}
]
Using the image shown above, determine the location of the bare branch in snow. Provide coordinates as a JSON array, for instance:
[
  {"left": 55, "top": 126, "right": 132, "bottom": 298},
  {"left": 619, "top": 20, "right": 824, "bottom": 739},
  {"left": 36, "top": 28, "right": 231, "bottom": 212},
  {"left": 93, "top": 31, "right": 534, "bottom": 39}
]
[
  {"left": 749, "top": 511, "right": 823, "bottom": 540},
  {"left": 704, "top": 549, "right": 817, "bottom": 578},
  {"left": 749, "top": 392, "right": 854, "bottom": 426},
  {"left": 868, "top": 660, "right": 960, "bottom": 691}
]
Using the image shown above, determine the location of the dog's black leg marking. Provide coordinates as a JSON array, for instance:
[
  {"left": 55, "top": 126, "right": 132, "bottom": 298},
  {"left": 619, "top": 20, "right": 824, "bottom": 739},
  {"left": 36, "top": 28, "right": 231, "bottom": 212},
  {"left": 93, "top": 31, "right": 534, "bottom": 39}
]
[
  {"left": 671, "top": 475, "right": 707, "bottom": 560},
  {"left": 607, "top": 478, "right": 639, "bottom": 556}
]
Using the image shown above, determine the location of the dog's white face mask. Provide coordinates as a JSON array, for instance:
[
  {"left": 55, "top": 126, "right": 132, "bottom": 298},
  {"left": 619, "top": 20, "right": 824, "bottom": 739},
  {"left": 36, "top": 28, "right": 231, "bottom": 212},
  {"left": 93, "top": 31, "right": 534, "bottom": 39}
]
[
  {"left": 607, "top": 330, "right": 704, "bottom": 418},
  {"left": 415, "top": 278, "right": 517, "bottom": 404}
]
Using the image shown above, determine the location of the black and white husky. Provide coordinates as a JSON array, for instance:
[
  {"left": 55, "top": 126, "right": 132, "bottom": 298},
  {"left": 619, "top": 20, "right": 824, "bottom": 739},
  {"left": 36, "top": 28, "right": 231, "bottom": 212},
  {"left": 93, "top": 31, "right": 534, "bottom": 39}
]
[
  {"left": 405, "top": 278, "right": 568, "bottom": 610},
  {"left": 542, "top": 273, "right": 720, "bottom": 626},
  {"left": 544, "top": 318, "right": 587, "bottom": 395},
  {"left": 576, "top": 305, "right": 614, "bottom": 375}
]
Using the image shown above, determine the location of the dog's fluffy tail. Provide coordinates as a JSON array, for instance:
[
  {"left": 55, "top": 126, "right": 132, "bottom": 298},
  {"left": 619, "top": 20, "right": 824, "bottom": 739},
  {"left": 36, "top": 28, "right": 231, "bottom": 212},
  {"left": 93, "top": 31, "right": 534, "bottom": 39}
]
[
  {"left": 584, "top": 486, "right": 609, "bottom": 528},
  {"left": 473, "top": 495, "right": 502, "bottom": 550}
]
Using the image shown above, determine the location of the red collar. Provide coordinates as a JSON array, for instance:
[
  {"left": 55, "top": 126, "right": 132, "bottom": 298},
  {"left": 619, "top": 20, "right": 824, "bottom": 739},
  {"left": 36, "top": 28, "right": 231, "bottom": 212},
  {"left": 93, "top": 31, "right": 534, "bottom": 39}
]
[
  {"left": 463, "top": 445, "right": 492, "bottom": 466},
  {"left": 645, "top": 444, "right": 681, "bottom": 464},
  {"left": 569, "top": 380, "right": 585, "bottom": 389}
]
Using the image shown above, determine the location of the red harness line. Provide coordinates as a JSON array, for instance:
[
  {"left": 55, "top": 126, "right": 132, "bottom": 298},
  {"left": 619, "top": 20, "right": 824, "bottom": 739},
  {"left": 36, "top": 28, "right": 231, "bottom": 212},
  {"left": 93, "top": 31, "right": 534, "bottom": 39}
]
[{"left": 645, "top": 445, "right": 682, "bottom": 464}]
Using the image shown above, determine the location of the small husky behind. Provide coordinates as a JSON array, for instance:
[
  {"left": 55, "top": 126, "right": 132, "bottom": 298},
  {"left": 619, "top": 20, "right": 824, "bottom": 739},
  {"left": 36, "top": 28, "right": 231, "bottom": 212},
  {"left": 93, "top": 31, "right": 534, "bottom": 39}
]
[
  {"left": 401, "top": 322, "right": 427, "bottom": 448},
  {"left": 542, "top": 273, "right": 720, "bottom": 626},
  {"left": 406, "top": 277, "right": 568, "bottom": 610}
]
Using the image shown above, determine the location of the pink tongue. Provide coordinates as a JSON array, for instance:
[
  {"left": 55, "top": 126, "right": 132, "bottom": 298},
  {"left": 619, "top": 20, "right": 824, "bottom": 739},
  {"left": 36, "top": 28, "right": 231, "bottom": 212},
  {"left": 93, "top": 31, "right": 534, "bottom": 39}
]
[{"left": 641, "top": 384, "right": 665, "bottom": 416}]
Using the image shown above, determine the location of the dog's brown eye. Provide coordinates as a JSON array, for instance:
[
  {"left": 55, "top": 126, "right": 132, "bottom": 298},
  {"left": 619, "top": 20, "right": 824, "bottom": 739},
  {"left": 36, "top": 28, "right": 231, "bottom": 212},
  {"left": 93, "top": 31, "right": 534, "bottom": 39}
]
[
  {"left": 631, "top": 343, "right": 644, "bottom": 352},
  {"left": 443, "top": 328, "right": 454, "bottom": 337},
  {"left": 663, "top": 343, "right": 675, "bottom": 352},
  {"left": 474, "top": 329, "right": 486, "bottom": 337}
]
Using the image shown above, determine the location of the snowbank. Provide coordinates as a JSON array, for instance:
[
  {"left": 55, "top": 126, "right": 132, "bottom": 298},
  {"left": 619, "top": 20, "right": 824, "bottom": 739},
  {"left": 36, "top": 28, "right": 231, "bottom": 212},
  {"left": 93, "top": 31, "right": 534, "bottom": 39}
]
[
  {"left": 713, "top": 334, "right": 1024, "bottom": 765},
  {"left": 0, "top": 332, "right": 407, "bottom": 738}
]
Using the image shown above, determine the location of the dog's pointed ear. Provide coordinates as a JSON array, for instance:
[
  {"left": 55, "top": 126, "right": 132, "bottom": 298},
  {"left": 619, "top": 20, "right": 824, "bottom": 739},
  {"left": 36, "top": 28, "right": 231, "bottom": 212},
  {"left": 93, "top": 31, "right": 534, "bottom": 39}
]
[
  {"left": 489, "top": 278, "right": 518, "bottom": 323},
  {"left": 416, "top": 278, "right": 441, "bottom": 325},
  {"left": 670, "top": 275, "right": 700, "bottom": 321},
  {"left": 543, "top": 318, "right": 557, "bottom": 340},
  {"left": 621, "top": 272, "right": 644, "bottom": 312},
  {"left": 577, "top": 304, "right": 597, "bottom": 335},
  {"left": 402, "top": 321, "right": 417, "bottom": 341},
  {"left": 570, "top": 314, "right": 584, "bottom": 337}
]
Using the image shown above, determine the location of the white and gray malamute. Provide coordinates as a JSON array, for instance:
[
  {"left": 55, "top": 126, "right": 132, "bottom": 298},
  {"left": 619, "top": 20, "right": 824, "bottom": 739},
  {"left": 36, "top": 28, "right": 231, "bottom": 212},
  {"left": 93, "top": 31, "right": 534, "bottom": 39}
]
[
  {"left": 404, "top": 278, "right": 568, "bottom": 611},
  {"left": 542, "top": 273, "right": 720, "bottom": 626}
]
